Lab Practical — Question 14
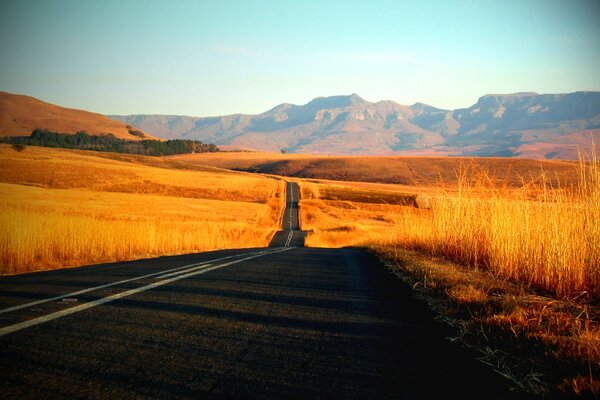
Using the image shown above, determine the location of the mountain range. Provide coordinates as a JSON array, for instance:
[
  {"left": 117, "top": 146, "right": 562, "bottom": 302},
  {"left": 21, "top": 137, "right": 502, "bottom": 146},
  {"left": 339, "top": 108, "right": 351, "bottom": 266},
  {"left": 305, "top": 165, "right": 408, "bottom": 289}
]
[{"left": 110, "top": 92, "right": 600, "bottom": 159}]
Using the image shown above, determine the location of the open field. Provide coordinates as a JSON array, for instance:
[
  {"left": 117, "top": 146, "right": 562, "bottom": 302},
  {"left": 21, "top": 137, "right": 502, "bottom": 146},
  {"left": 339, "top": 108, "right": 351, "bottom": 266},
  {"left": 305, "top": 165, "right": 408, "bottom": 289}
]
[
  {"left": 293, "top": 154, "right": 600, "bottom": 395},
  {"left": 173, "top": 151, "right": 581, "bottom": 187},
  {"left": 173, "top": 149, "right": 599, "bottom": 297},
  {"left": 297, "top": 158, "right": 599, "bottom": 297},
  {"left": 2, "top": 144, "right": 598, "bottom": 395},
  {"left": 0, "top": 144, "right": 284, "bottom": 273}
]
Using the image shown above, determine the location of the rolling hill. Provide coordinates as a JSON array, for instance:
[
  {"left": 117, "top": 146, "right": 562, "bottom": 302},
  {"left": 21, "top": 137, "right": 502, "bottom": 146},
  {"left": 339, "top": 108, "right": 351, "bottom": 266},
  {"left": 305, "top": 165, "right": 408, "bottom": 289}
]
[
  {"left": 171, "top": 151, "right": 580, "bottom": 188},
  {"left": 110, "top": 92, "right": 600, "bottom": 159},
  {"left": 0, "top": 91, "right": 155, "bottom": 141}
]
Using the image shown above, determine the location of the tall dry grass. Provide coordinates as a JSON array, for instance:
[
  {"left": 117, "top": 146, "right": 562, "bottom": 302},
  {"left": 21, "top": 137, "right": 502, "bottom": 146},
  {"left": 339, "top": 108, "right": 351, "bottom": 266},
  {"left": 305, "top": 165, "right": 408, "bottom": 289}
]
[
  {"left": 0, "top": 145, "right": 285, "bottom": 273},
  {"left": 300, "top": 152, "right": 600, "bottom": 298},
  {"left": 391, "top": 154, "right": 599, "bottom": 298},
  {"left": 296, "top": 154, "right": 599, "bottom": 394},
  {"left": 0, "top": 205, "right": 275, "bottom": 273}
]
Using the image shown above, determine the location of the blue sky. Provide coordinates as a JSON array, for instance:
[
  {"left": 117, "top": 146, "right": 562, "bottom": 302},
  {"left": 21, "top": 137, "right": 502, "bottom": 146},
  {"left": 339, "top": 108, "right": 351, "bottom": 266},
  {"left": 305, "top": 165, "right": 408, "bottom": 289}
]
[{"left": 1, "top": 0, "right": 599, "bottom": 116}]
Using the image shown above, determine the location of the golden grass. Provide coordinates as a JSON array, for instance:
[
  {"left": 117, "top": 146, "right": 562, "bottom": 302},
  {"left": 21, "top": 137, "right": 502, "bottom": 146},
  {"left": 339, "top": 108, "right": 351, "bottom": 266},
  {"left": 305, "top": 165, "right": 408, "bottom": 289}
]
[
  {"left": 175, "top": 151, "right": 580, "bottom": 188},
  {"left": 299, "top": 181, "right": 404, "bottom": 248},
  {"left": 374, "top": 248, "right": 599, "bottom": 396},
  {"left": 0, "top": 145, "right": 284, "bottom": 273},
  {"left": 297, "top": 152, "right": 600, "bottom": 396},
  {"left": 389, "top": 158, "right": 600, "bottom": 298},
  {"left": 300, "top": 155, "right": 600, "bottom": 298},
  {"left": 0, "top": 91, "right": 155, "bottom": 140}
]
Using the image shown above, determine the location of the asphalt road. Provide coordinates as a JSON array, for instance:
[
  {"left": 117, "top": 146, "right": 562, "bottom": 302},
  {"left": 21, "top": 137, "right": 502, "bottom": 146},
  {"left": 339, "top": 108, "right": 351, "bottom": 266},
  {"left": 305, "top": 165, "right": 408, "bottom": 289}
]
[
  {"left": 0, "top": 182, "right": 527, "bottom": 399},
  {"left": 268, "top": 182, "right": 306, "bottom": 247}
]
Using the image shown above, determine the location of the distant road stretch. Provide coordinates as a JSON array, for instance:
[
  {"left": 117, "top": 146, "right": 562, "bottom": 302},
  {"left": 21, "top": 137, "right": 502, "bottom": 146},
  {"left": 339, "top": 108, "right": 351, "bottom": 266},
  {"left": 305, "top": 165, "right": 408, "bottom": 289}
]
[
  {"left": 0, "top": 182, "right": 519, "bottom": 399},
  {"left": 268, "top": 182, "right": 306, "bottom": 247}
]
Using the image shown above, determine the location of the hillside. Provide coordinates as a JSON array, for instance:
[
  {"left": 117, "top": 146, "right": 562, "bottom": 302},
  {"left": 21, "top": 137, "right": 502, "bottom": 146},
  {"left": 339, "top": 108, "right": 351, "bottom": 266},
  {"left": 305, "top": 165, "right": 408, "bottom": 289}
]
[
  {"left": 0, "top": 91, "right": 155, "bottom": 141},
  {"left": 171, "top": 152, "right": 580, "bottom": 188},
  {"left": 110, "top": 92, "right": 600, "bottom": 159}
]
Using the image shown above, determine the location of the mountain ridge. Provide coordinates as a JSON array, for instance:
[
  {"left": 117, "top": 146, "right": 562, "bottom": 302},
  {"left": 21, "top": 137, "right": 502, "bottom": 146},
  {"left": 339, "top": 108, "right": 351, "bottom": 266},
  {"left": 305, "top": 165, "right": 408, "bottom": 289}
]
[
  {"left": 110, "top": 91, "right": 599, "bottom": 159},
  {"left": 4, "top": 90, "right": 597, "bottom": 159}
]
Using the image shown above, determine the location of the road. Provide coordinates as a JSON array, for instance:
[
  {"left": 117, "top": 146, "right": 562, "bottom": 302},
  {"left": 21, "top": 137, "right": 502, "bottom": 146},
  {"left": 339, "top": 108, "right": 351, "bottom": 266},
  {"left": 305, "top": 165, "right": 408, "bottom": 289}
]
[
  {"left": 0, "top": 182, "right": 527, "bottom": 399},
  {"left": 268, "top": 182, "right": 306, "bottom": 247}
]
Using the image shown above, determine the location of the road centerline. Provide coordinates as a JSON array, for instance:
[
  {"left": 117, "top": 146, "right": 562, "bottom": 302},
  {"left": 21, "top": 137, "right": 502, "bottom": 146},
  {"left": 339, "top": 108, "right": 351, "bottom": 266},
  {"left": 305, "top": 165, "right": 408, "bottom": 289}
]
[
  {"left": 0, "top": 247, "right": 292, "bottom": 337},
  {"left": 0, "top": 249, "right": 271, "bottom": 315}
]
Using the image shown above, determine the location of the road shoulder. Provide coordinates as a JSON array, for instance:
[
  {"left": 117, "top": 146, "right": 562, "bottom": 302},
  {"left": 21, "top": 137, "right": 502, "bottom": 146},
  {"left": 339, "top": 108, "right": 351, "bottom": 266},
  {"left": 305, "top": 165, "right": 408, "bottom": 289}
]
[{"left": 374, "top": 246, "right": 600, "bottom": 398}]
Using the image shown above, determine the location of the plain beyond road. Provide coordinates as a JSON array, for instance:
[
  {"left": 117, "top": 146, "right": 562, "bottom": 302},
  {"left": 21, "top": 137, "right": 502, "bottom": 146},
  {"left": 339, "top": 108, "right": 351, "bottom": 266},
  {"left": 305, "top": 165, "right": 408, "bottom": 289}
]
[{"left": 0, "top": 182, "right": 530, "bottom": 398}]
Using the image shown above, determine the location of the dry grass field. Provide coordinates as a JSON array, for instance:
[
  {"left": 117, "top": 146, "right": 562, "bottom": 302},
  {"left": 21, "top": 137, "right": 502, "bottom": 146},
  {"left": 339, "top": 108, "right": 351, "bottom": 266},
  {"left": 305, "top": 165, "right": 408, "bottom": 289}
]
[
  {"left": 292, "top": 153, "right": 600, "bottom": 395},
  {"left": 174, "top": 151, "right": 581, "bottom": 187},
  {"left": 2, "top": 144, "right": 598, "bottom": 394},
  {"left": 176, "top": 149, "right": 598, "bottom": 297},
  {"left": 0, "top": 144, "right": 284, "bottom": 273},
  {"left": 297, "top": 158, "right": 599, "bottom": 298}
]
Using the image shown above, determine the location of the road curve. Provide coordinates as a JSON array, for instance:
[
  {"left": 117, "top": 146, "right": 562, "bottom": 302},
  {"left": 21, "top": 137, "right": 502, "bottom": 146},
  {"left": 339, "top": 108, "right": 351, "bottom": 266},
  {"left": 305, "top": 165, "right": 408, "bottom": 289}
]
[{"left": 0, "top": 182, "right": 528, "bottom": 399}]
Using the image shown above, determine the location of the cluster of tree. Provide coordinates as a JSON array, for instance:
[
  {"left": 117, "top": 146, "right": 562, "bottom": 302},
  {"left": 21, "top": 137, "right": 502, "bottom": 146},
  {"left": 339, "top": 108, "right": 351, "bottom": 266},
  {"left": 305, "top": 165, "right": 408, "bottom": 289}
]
[{"left": 1, "top": 129, "right": 219, "bottom": 155}]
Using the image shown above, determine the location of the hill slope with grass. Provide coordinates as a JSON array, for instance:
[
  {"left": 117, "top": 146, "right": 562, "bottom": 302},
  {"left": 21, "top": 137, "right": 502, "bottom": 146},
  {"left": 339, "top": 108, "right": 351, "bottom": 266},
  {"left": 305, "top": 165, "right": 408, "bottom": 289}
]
[
  {"left": 0, "top": 91, "right": 155, "bottom": 141},
  {"left": 172, "top": 151, "right": 581, "bottom": 188}
]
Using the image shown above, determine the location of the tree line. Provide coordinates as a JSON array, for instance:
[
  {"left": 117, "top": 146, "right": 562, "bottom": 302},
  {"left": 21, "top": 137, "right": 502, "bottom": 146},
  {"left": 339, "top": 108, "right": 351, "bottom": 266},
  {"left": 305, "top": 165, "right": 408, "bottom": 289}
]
[{"left": 1, "top": 129, "right": 219, "bottom": 155}]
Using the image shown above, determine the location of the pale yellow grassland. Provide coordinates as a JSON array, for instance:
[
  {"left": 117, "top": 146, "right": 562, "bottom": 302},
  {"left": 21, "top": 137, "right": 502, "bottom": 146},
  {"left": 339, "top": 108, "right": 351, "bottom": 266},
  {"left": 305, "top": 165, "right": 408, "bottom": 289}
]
[
  {"left": 0, "top": 145, "right": 284, "bottom": 273},
  {"left": 297, "top": 159, "right": 600, "bottom": 394},
  {"left": 299, "top": 180, "right": 406, "bottom": 248},
  {"left": 299, "top": 157, "right": 600, "bottom": 298}
]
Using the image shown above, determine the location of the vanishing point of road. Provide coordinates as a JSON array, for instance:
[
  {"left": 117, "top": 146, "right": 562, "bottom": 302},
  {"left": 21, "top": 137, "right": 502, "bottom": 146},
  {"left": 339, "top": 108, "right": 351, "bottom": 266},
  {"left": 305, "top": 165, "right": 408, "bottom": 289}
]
[{"left": 0, "top": 182, "right": 528, "bottom": 399}]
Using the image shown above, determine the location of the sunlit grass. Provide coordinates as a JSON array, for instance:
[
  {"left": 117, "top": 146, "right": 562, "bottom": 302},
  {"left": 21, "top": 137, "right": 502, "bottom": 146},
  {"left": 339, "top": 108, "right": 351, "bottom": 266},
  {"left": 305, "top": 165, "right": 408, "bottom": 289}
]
[
  {"left": 297, "top": 152, "right": 599, "bottom": 395},
  {"left": 299, "top": 152, "right": 600, "bottom": 298},
  {"left": 0, "top": 145, "right": 284, "bottom": 273},
  {"left": 389, "top": 155, "right": 600, "bottom": 298},
  {"left": 0, "top": 202, "right": 275, "bottom": 273}
]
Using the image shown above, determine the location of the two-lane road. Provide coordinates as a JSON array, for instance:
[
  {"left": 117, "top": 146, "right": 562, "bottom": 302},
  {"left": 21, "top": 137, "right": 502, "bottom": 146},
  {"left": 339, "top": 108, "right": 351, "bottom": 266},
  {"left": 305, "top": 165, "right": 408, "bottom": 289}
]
[
  {"left": 0, "top": 182, "right": 525, "bottom": 399},
  {"left": 268, "top": 182, "right": 306, "bottom": 247}
]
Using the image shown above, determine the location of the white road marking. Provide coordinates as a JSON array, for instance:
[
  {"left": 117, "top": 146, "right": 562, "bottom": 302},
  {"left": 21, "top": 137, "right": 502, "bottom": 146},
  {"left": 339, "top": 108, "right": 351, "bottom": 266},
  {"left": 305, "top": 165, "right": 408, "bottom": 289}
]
[
  {"left": 284, "top": 183, "right": 295, "bottom": 245},
  {"left": 152, "top": 249, "right": 269, "bottom": 279},
  {"left": 0, "top": 249, "right": 269, "bottom": 315},
  {"left": 0, "top": 247, "right": 292, "bottom": 337},
  {"left": 152, "top": 263, "right": 213, "bottom": 279},
  {"left": 285, "top": 231, "right": 294, "bottom": 247}
]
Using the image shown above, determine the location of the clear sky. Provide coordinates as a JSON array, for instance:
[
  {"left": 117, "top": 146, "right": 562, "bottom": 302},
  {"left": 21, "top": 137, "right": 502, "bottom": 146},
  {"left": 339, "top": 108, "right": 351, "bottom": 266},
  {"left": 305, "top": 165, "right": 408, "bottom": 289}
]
[{"left": 1, "top": 0, "right": 599, "bottom": 116}]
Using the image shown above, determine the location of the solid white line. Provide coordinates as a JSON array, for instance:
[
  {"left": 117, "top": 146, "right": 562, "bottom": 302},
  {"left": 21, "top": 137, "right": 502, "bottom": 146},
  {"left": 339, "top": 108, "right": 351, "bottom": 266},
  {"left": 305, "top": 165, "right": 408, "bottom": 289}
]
[
  {"left": 0, "top": 249, "right": 268, "bottom": 315},
  {"left": 0, "top": 248, "right": 292, "bottom": 337},
  {"left": 152, "top": 263, "right": 213, "bottom": 279},
  {"left": 151, "top": 250, "right": 272, "bottom": 280}
]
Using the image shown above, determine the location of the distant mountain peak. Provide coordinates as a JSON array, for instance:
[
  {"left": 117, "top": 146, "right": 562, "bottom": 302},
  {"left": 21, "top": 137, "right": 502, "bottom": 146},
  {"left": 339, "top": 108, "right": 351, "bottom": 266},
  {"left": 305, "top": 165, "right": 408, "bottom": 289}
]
[
  {"left": 473, "top": 92, "right": 541, "bottom": 108},
  {"left": 304, "top": 93, "right": 367, "bottom": 110},
  {"left": 411, "top": 102, "right": 446, "bottom": 112},
  {"left": 349, "top": 93, "right": 366, "bottom": 103},
  {"left": 477, "top": 92, "right": 539, "bottom": 103}
]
